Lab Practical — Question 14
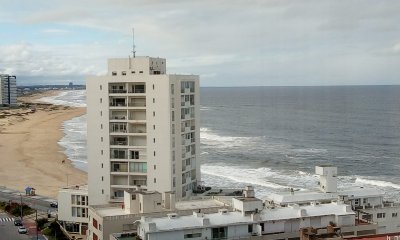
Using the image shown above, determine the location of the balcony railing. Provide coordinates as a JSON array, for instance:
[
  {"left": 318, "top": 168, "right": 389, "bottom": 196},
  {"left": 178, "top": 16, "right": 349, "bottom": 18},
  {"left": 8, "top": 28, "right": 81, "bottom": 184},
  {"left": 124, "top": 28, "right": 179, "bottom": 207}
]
[
  {"left": 110, "top": 116, "right": 127, "bottom": 120},
  {"left": 111, "top": 155, "right": 127, "bottom": 159},
  {"left": 111, "top": 141, "right": 127, "bottom": 146},
  {"left": 109, "top": 89, "right": 127, "bottom": 93},
  {"left": 128, "top": 102, "right": 146, "bottom": 107},
  {"left": 128, "top": 89, "right": 145, "bottom": 94},
  {"left": 110, "top": 103, "right": 127, "bottom": 107}
]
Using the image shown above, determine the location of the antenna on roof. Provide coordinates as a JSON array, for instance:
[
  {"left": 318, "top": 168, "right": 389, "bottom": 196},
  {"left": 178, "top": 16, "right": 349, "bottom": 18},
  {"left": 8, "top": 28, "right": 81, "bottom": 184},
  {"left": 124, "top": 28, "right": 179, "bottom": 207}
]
[{"left": 132, "top": 28, "right": 136, "bottom": 58}]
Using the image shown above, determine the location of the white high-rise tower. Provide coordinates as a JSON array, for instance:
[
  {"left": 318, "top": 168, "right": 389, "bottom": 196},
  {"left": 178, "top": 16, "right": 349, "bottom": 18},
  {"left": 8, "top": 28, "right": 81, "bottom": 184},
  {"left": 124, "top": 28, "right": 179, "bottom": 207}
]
[{"left": 86, "top": 56, "right": 200, "bottom": 205}]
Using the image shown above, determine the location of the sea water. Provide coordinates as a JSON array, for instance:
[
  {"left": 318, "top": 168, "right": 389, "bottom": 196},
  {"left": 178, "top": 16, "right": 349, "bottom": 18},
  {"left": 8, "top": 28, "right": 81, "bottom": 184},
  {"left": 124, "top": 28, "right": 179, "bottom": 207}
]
[{"left": 39, "top": 86, "right": 400, "bottom": 200}]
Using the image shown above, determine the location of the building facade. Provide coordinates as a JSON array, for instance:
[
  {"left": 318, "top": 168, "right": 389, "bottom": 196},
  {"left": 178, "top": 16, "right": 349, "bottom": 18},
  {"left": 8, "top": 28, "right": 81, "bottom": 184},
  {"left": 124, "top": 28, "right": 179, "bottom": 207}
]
[
  {"left": 0, "top": 74, "right": 17, "bottom": 106},
  {"left": 57, "top": 185, "right": 89, "bottom": 236},
  {"left": 86, "top": 56, "right": 200, "bottom": 205}
]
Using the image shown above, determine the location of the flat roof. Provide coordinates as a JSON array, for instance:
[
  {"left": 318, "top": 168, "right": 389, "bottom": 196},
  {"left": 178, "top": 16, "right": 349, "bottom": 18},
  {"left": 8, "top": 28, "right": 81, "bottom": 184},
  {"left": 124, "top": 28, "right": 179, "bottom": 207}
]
[
  {"left": 261, "top": 203, "right": 354, "bottom": 221},
  {"left": 140, "top": 203, "right": 354, "bottom": 233},
  {"left": 92, "top": 198, "right": 227, "bottom": 217},
  {"left": 175, "top": 199, "right": 226, "bottom": 210},
  {"left": 265, "top": 187, "right": 384, "bottom": 204}
]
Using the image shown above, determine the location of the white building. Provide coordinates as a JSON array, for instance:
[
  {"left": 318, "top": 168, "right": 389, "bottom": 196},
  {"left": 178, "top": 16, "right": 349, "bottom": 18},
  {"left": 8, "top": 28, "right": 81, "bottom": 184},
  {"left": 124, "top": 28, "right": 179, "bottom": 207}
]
[
  {"left": 88, "top": 189, "right": 228, "bottom": 240},
  {"left": 0, "top": 74, "right": 17, "bottom": 106},
  {"left": 134, "top": 193, "right": 361, "bottom": 240},
  {"left": 86, "top": 56, "right": 200, "bottom": 205},
  {"left": 57, "top": 185, "right": 89, "bottom": 235},
  {"left": 265, "top": 165, "right": 400, "bottom": 235}
]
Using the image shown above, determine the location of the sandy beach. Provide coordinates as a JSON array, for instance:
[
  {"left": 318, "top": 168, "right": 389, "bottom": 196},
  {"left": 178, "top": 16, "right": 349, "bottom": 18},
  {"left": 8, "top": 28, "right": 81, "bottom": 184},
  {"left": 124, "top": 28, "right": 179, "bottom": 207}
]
[{"left": 0, "top": 91, "right": 87, "bottom": 198}]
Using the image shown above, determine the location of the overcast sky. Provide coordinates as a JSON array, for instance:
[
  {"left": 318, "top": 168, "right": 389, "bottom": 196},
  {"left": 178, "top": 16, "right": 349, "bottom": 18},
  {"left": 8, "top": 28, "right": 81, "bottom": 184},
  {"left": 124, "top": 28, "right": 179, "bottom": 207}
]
[{"left": 0, "top": 0, "right": 399, "bottom": 86}]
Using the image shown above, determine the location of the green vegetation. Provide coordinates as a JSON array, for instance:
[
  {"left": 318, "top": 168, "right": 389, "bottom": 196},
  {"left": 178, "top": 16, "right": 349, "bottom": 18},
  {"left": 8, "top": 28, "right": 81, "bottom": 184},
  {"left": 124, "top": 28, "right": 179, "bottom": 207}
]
[
  {"left": 0, "top": 201, "right": 34, "bottom": 217},
  {"left": 42, "top": 220, "right": 69, "bottom": 240}
]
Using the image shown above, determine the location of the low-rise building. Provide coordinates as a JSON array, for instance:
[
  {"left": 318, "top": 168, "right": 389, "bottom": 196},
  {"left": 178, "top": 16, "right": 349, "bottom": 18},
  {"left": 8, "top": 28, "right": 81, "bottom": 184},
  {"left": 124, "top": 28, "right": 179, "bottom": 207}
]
[
  {"left": 88, "top": 189, "right": 228, "bottom": 240},
  {"left": 58, "top": 185, "right": 89, "bottom": 236}
]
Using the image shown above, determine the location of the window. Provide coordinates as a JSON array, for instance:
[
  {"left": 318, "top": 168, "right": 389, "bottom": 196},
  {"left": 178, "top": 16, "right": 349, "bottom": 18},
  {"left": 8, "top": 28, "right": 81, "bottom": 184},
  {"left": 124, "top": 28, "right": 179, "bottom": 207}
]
[
  {"left": 354, "top": 199, "right": 360, "bottom": 205},
  {"left": 154, "top": 151, "right": 156, "bottom": 156},
  {"left": 112, "top": 71, "right": 117, "bottom": 76},
  {"left": 153, "top": 125, "right": 155, "bottom": 130},
  {"left": 100, "top": 111, "right": 102, "bottom": 116},
  {"left": 154, "top": 165, "right": 156, "bottom": 170},
  {"left": 99, "top": 224, "right": 102, "bottom": 231},
  {"left": 101, "top": 150, "right": 103, "bottom": 155},
  {"left": 171, "top": 84, "right": 174, "bottom": 94},
  {"left": 393, "top": 213, "right": 398, "bottom": 217},
  {"left": 248, "top": 224, "right": 253, "bottom": 233},
  {"left": 377, "top": 213, "right": 386, "bottom": 218},
  {"left": 153, "top": 98, "right": 155, "bottom": 103},
  {"left": 260, "top": 223, "right": 265, "bottom": 231},
  {"left": 93, "top": 218, "right": 98, "bottom": 229},
  {"left": 93, "top": 233, "right": 98, "bottom": 240},
  {"left": 363, "top": 198, "right": 367, "bottom": 204},
  {"left": 131, "top": 71, "right": 135, "bottom": 74},
  {"left": 172, "top": 111, "right": 175, "bottom": 121},
  {"left": 173, "top": 177, "right": 176, "bottom": 187},
  {"left": 130, "top": 162, "right": 147, "bottom": 173},
  {"left": 212, "top": 227, "right": 227, "bottom": 239},
  {"left": 130, "top": 151, "right": 139, "bottom": 159},
  {"left": 154, "top": 178, "right": 156, "bottom": 183},
  {"left": 100, "top": 137, "right": 103, "bottom": 142},
  {"left": 153, "top": 138, "right": 155, "bottom": 143},
  {"left": 122, "top": 71, "right": 126, "bottom": 76},
  {"left": 100, "top": 85, "right": 102, "bottom": 90},
  {"left": 152, "top": 84, "right": 155, "bottom": 90},
  {"left": 132, "top": 194, "right": 136, "bottom": 200},
  {"left": 184, "top": 233, "right": 202, "bottom": 238},
  {"left": 102, "top": 189, "right": 104, "bottom": 194},
  {"left": 101, "top": 163, "right": 103, "bottom": 168},
  {"left": 153, "top": 111, "right": 155, "bottom": 117},
  {"left": 100, "top": 98, "right": 102, "bottom": 103},
  {"left": 100, "top": 124, "right": 103, "bottom": 129},
  {"left": 101, "top": 176, "right": 103, "bottom": 181},
  {"left": 139, "top": 71, "right": 143, "bottom": 73}
]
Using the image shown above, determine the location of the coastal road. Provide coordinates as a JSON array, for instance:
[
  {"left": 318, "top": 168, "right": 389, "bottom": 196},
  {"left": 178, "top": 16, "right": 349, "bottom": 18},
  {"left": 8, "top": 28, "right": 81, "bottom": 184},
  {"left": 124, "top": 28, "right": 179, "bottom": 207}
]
[
  {"left": 0, "top": 212, "right": 30, "bottom": 240},
  {"left": 0, "top": 188, "right": 57, "bottom": 214}
]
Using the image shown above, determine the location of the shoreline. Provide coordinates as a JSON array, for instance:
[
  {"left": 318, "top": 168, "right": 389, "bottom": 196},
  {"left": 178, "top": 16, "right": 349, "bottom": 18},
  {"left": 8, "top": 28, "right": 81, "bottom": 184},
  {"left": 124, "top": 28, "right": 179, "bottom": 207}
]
[{"left": 0, "top": 91, "right": 87, "bottom": 198}]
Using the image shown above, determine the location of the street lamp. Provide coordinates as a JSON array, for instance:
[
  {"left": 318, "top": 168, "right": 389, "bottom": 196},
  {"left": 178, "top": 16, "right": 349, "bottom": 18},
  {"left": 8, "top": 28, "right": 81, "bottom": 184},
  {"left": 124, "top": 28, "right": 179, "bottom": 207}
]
[{"left": 19, "top": 193, "right": 23, "bottom": 220}]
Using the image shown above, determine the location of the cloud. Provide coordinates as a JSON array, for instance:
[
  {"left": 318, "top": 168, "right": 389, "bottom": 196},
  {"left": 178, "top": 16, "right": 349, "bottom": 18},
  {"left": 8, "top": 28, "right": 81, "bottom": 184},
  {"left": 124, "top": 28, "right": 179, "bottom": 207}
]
[
  {"left": 392, "top": 43, "right": 400, "bottom": 53},
  {"left": 0, "top": 0, "right": 399, "bottom": 86},
  {"left": 41, "top": 29, "right": 71, "bottom": 34}
]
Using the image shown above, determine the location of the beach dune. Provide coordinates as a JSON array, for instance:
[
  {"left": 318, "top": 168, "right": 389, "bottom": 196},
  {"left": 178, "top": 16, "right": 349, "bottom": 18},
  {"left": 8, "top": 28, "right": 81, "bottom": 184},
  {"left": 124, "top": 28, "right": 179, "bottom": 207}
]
[{"left": 0, "top": 91, "right": 87, "bottom": 198}]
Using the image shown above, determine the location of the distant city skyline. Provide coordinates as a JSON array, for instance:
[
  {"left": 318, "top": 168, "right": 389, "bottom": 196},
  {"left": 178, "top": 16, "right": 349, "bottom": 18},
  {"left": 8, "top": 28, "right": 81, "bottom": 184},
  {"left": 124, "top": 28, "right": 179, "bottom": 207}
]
[{"left": 0, "top": 0, "right": 400, "bottom": 86}]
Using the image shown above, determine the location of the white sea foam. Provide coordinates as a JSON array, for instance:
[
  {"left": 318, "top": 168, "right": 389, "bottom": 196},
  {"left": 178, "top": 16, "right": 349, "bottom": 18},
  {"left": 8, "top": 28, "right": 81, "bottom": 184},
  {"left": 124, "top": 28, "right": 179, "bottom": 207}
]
[
  {"left": 200, "top": 127, "right": 261, "bottom": 149},
  {"left": 201, "top": 165, "right": 286, "bottom": 189},
  {"left": 38, "top": 90, "right": 87, "bottom": 107},
  {"left": 355, "top": 177, "right": 400, "bottom": 189},
  {"left": 58, "top": 109, "right": 88, "bottom": 171},
  {"left": 201, "top": 165, "right": 320, "bottom": 191}
]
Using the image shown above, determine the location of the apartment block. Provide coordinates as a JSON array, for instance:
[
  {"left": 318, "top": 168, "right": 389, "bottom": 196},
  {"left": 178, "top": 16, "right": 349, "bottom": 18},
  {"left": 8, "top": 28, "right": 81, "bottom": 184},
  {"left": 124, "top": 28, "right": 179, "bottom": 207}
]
[
  {"left": 58, "top": 185, "right": 89, "bottom": 236},
  {"left": 0, "top": 74, "right": 17, "bottom": 106},
  {"left": 86, "top": 56, "right": 200, "bottom": 205}
]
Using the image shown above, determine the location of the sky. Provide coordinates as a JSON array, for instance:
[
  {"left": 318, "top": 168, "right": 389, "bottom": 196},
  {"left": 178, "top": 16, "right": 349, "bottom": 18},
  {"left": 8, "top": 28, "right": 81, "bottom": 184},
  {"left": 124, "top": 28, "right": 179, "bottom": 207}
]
[{"left": 0, "top": 0, "right": 399, "bottom": 87}]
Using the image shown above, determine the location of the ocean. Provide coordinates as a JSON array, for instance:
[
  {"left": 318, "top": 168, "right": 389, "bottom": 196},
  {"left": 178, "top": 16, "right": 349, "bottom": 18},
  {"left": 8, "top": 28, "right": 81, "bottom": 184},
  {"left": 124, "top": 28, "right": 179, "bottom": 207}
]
[{"left": 40, "top": 86, "right": 400, "bottom": 200}]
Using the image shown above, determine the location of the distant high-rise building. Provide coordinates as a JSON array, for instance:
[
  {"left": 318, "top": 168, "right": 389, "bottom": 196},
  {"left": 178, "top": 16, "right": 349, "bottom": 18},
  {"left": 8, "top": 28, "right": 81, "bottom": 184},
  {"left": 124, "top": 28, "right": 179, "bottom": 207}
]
[
  {"left": 69, "top": 82, "right": 74, "bottom": 89},
  {"left": 86, "top": 56, "right": 200, "bottom": 205},
  {"left": 0, "top": 74, "right": 17, "bottom": 106}
]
